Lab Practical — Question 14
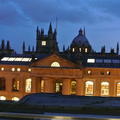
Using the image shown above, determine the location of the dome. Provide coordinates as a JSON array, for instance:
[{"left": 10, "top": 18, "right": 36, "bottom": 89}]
[{"left": 71, "top": 29, "right": 91, "bottom": 47}]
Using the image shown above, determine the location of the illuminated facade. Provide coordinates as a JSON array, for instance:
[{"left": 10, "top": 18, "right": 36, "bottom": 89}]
[{"left": 0, "top": 23, "right": 120, "bottom": 101}]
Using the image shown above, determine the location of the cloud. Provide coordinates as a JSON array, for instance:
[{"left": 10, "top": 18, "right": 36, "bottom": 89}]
[{"left": 0, "top": 0, "right": 28, "bottom": 26}]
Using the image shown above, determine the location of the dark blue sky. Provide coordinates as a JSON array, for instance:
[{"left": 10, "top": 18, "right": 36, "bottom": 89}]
[{"left": 0, "top": 0, "right": 120, "bottom": 53}]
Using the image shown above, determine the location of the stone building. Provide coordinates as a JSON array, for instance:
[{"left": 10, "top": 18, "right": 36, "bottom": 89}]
[{"left": 0, "top": 23, "right": 120, "bottom": 101}]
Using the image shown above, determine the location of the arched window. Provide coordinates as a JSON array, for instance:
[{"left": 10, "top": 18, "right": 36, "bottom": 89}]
[
  {"left": 25, "top": 78, "right": 32, "bottom": 93},
  {"left": 85, "top": 81, "right": 94, "bottom": 96},
  {"left": 116, "top": 82, "right": 120, "bottom": 96},
  {"left": 101, "top": 82, "right": 109, "bottom": 96},
  {"left": 12, "top": 79, "right": 19, "bottom": 92},
  {"left": 51, "top": 62, "right": 60, "bottom": 67},
  {"left": 0, "top": 78, "right": 5, "bottom": 90},
  {"left": 71, "top": 81, "right": 76, "bottom": 94},
  {"left": 12, "top": 97, "right": 19, "bottom": 101},
  {"left": 0, "top": 96, "right": 6, "bottom": 100}
]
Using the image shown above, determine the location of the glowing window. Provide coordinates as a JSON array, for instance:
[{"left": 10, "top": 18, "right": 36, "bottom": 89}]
[
  {"left": 1, "top": 67, "right": 4, "bottom": 71},
  {"left": 85, "top": 81, "right": 94, "bottom": 96},
  {"left": 56, "top": 82, "right": 63, "bottom": 93},
  {"left": 1, "top": 57, "right": 9, "bottom": 61},
  {"left": 12, "top": 97, "right": 19, "bottom": 101},
  {"left": 42, "top": 41, "right": 46, "bottom": 46},
  {"left": 87, "top": 59, "right": 95, "bottom": 63},
  {"left": 79, "top": 48, "right": 81, "bottom": 52},
  {"left": 85, "top": 48, "right": 88, "bottom": 53},
  {"left": 0, "top": 96, "right": 6, "bottom": 100},
  {"left": 71, "top": 81, "right": 76, "bottom": 94},
  {"left": 41, "top": 80, "right": 44, "bottom": 92},
  {"left": 25, "top": 78, "right": 32, "bottom": 93},
  {"left": 87, "top": 70, "right": 92, "bottom": 75},
  {"left": 28, "top": 68, "right": 31, "bottom": 72},
  {"left": 107, "top": 71, "right": 110, "bottom": 75},
  {"left": 8, "top": 57, "right": 15, "bottom": 61},
  {"left": 11, "top": 68, "right": 15, "bottom": 72},
  {"left": 15, "top": 58, "right": 23, "bottom": 61},
  {"left": 12, "top": 79, "right": 19, "bottom": 92},
  {"left": 101, "top": 82, "right": 109, "bottom": 96},
  {"left": 17, "top": 68, "right": 21, "bottom": 72},
  {"left": 72, "top": 48, "right": 75, "bottom": 52},
  {"left": 51, "top": 62, "right": 60, "bottom": 67},
  {"left": 117, "top": 83, "right": 120, "bottom": 96}
]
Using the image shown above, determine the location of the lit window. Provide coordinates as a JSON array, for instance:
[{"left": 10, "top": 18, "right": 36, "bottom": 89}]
[
  {"left": 35, "top": 58, "right": 38, "bottom": 60},
  {"left": 28, "top": 68, "right": 31, "bottom": 72},
  {"left": 11, "top": 68, "right": 15, "bottom": 72},
  {"left": 8, "top": 57, "right": 15, "bottom": 61},
  {"left": 12, "top": 97, "right": 19, "bottom": 101},
  {"left": 85, "top": 81, "right": 94, "bottom": 96},
  {"left": 15, "top": 58, "right": 23, "bottom": 61},
  {"left": 117, "top": 83, "right": 120, "bottom": 96},
  {"left": 41, "top": 80, "right": 44, "bottom": 92},
  {"left": 1, "top": 57, "right": 9, "bottom": 61},
  {"left": 51, "top": 62, "right": 60, "bottom": 67},
  {"left": 0, "top": 96, "right": 6, "bottom": 100},
  {"left": 107, "top": 71, "right": 110, "bottom": 75},
  {"left": 25, "top": 78, "right": 32, "bottom": 93},
  {"left": 1, "top": 67, "right": 4, "bottom": 71},
  {"left": 71, "top": 81, "right": 76, "bottom": 94},
  {"left": 79, "top": 48, "right": 81, "bottom": 52},
  {"left": 101, "top": 82, "right": 109, "bottom": 96},
  {"left": 85, "top": 48, "right": 88, "bottom": 53},
  {"left": 72, "top": 48, "right": 75, "bottom": 52},
  {"left": 42, "top": 41, "right": 46, "bottom": 46},
  {"left": 87, "top": 59, "right": 95, "bottom": 63},
  {"left": 56, "top": 82, "right": 63, "bottom": 93},
  {"left": 87, "top": 70, "right": 92, "bottom": 75},
  {"left": 12, "top": 79, "right": 19, "bottom": 92},
  {"left": 17, "top": 68, "right": 21, "bottom": 72}
]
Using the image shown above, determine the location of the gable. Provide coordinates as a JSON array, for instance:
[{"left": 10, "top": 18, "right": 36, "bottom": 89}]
[{"left": 31, "top": 54, "right": 77, "bottom": 68}]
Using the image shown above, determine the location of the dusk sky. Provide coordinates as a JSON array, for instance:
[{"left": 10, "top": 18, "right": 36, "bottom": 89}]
[{"left": 0, "top": 0, "right": 120, "bottom": 53}]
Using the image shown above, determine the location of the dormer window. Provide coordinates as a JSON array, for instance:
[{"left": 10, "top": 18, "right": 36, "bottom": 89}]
[
  {"left": 85, "top": 48, "right": 87, "bottom": 52},
  {"left": 72, "top": 48, "right": 75, "bottom": 52},
  {"left": 42, "top": 41, "right": 46, "bottom": 46}
]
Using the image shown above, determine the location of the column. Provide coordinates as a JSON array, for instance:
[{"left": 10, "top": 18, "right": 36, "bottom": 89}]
[
  {"left": 6, "top": 77, "right": 12, "bottom": 92},
  {"left": 31, "top": 77, "right": 37, "bottom": 93},
  {"left": 44, "top": 78, "right": 55, "bottom": 93},
  {"left": 109, "top": 79, "right": 115, "bottom": 97},
  {"left": 94, "top": 79, "right": 101, "bottom": 96},
  {"left": 76, "top": 79, "right": 84, "bottom": 96},
  {"left": 62, "top": 79, "right": 71, "bottom": 95}
]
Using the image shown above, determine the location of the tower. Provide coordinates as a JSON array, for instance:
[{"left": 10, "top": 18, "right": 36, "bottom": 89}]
[{"left": 36, "top": 23, "right": 59, "bottom": 54}]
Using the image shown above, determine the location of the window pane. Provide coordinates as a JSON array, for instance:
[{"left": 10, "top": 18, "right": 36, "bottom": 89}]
[
  {"left": 101, "top": 82, "right": 109, "bottom": 96},
  {"left": 25, "top": 78, "right": 32, "bottom": 93}
]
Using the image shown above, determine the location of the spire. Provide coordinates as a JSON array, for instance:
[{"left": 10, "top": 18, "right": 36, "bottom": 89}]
[
  {"left": 28, "top": 45, "right": 31, "bottom": 52},
  {"left": 79, "top": 29, "right": 83, "bottom": 36},
  {"left": 83, "top": 27, "right": 86, "bottom": 36},
  {"left": 36, "top": 26, "right": 40, "bottom": 40},
  {"left": 116, "top": 42, "right": 119, "bottom": 55},
  {"left": 41, "top": 28, "right": 44, "bottom": 35},
  {"left": 6, "top": 40, "right": 10, "bottom": 50},
  {"left": 48, "top": 22, "right": 53, "bottom": 34},
  {"left": 32, "top": 46, "right": 34, "bottom": 52},
  {"left": 101, "top": 45, "right": 105, "bottom": 53},
  {"left": 1, "top": 40, "right": 5, "bottom": 49},
  {"left": 22, "top": 41, "right": 25, "bottom": 53}
]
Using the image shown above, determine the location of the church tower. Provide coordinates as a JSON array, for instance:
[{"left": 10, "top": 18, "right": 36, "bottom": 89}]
[{"left": 36, "top": 23, "right": 59, "bottom": 54}]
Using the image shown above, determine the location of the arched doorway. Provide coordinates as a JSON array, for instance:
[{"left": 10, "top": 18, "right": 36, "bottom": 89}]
[
  {"left": 101, "top": 82, "right": 109, "bottom": 96},
  {"left": 116, "top": 82, "right": 120, "bottom": 96},
  {"left": 85, "top": 81, "right": 94, "bottom": 96},
  {"left": 71, "top": 80, "right": 77, "bottom": 95},
  {"left": 55, "top": 81, "right": 63, "bottom": 94}
]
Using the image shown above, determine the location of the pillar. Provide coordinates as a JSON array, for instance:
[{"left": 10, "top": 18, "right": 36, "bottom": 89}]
[
  {"left": 44, "top": 78, "right": 55, "bottom": 93},
  {"left": 76, "top": 79, "right": 84, "bottom": 96},
  {"left": 109, "top": 79, "right": 115, "bottom": 97},
  {"left": 62, "top": 79, "right": 71, "bottom": 95},
  {"left": 94, "top": 79, "right": 101, "bottom": 96},
  {"left": 31, "top": 77, "right": 37, "bottom": 93}
]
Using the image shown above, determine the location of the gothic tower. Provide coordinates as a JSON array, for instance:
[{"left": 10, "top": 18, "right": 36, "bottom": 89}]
[{"left": 36, "top": 23, "right": 59, "bottom": 54}]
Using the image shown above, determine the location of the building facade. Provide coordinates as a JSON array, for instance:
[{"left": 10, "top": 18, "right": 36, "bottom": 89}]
[{"left": 0, "top": 24, "right": 120, "bottom": 101}]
